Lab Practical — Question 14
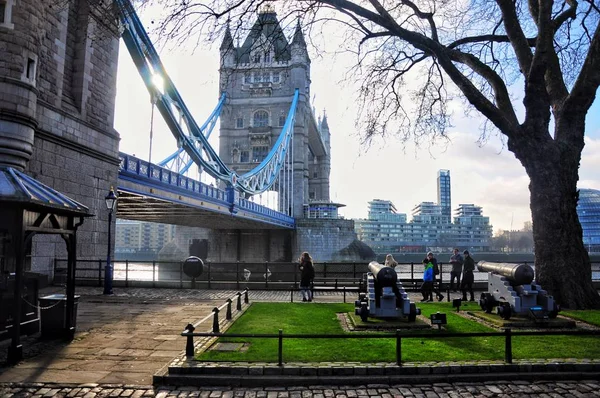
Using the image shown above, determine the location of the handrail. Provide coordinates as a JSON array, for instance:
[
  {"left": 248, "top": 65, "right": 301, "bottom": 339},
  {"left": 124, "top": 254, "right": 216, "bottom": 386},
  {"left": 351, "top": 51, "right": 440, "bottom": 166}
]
[
  {"left": 53, "top": 259, "right": 600, "bottom": 290},
  {"left": 182, "top": 327, "right": 600, "bottom": 366}
]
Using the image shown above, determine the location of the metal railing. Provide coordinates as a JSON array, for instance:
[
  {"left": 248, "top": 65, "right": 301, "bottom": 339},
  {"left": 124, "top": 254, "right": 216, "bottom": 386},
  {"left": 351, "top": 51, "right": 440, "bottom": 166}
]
[
  {"left": 183, "top": 288, "right": 250, "bottom": 356},
  {"left": 182, "top": 328, "right": 600, "bottom": 366},
  {"left": 53, "top": 259, "right": 600, "bottom": 290}
]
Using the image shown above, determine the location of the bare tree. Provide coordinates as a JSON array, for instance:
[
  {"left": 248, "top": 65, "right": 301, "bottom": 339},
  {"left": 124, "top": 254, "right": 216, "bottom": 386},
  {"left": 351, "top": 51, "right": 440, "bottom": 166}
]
[{"left": 146, "top": 0, "right": 600, "bottom": 309}]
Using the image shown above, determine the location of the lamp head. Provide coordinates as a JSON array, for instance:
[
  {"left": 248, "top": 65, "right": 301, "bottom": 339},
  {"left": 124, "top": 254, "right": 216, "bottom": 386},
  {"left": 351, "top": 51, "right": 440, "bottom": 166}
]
[{"left": 105, "top": 186, "right": 118, "bottom": 212}]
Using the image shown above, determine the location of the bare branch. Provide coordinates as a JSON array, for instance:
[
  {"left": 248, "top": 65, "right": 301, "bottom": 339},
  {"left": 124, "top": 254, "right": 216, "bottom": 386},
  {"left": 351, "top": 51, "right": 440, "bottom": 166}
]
[
  {"left": 448, "top": 34, "right": 536, "bottom": 49},
  {"left": 496, "top": 0, "right": 534, "bottom": 75},
  {"left": 564, "top": 20, "right": 600, "bottom": 114},
  {"left": 399, "top": 0, "right": 439, "bottom": 42},
  {"left": 553, "top": 0, "right": 579, "bottom": 30}
]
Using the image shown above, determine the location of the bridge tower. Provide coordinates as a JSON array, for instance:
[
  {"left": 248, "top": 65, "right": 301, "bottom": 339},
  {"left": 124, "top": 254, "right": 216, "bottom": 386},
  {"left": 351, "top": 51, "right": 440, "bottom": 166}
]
[
  {"left": 0, "top": 1, "right": 120, "bottom": 278},
  {"left": 218, "top": 11, "right": 331, "bottom": 218}
]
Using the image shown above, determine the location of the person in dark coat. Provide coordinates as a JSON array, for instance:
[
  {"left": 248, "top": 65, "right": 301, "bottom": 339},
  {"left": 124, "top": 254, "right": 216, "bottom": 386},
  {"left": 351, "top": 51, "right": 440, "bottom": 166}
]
[
  {"left": 461, "top": 250, "right": 475, "bottom": 301},
  {"left": 449, "top": 248, "right": 464, "bottom": 291},
  {"left": 299, "top": 252, "right": 315, "bottom": 302}
]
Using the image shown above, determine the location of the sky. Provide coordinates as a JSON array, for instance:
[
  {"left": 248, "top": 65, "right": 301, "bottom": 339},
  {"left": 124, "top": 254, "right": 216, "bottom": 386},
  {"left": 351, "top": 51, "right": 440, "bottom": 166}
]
[{"left": 114, "top": 7, "right": 600, "bottom": 233}]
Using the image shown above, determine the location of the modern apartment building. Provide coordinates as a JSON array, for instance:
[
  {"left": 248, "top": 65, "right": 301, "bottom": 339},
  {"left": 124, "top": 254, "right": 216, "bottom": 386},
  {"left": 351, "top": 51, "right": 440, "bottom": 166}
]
[
  {"left": 354, "top": 171, "right": 492, "bottom": 253},
  {"left": 115, "top": 220, "right": 177, "bottom": 256}
]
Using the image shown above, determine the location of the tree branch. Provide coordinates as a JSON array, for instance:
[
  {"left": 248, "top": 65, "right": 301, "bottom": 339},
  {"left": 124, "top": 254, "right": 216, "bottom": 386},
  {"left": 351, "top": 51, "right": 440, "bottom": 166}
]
[
  {"left": 553, "top": 0, "right": 578, "bottom": 31},
  {"left": 564, "top": 21, "right": 600, "bottom": 114},
  {"left": 448, "top": 48, "right": 519, "bottom": 131},
  {"left": 523, "top": 0, "right": 554, "bottom": 129},
  {"left": 448, "top": 34, "right": 536, "bottom": 49},
  {"left": 496, "top": 0, "right": 534, "bottom": 75},
  {"left": 399, "top": 0, "right": 439, "bottom": 42}
]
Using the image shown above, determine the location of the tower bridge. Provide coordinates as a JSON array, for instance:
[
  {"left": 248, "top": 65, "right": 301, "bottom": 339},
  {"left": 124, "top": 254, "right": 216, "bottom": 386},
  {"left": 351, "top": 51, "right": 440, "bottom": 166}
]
[{"left": 0, "top": 0, "right": 367, "bottom": 283}]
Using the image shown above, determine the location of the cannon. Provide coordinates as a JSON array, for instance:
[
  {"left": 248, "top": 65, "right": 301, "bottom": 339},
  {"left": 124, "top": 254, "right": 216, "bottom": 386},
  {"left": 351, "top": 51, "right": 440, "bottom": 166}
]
[
  {"left": 477, "top": 261, "right": 559, "bottom": 321},
  {"left": 354, "top": 261, "right": 420, "bottom": 322}
]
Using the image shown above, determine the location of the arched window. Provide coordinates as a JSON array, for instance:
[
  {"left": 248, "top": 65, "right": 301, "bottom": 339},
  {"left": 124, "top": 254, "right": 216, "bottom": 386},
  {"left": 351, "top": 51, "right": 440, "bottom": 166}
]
[{"left": 253, "top": 111, "right": 269, "bottom": 127}]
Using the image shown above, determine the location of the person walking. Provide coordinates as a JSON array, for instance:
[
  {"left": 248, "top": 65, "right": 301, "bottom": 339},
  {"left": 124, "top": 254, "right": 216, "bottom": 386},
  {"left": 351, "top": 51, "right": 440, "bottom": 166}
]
[
  {"left": 298, "top": 252, "right": 315, "bottom": 302},
  {"left": 461, "top": 250, "right": 476, "bottom": 302},
  {"left": 423, "top": 252, "right": 444, "bottom": 301},
  {"left": 449, "top": 248, "right": 464, "bottom": 291},
  {"left": 420, "top": 258, "right": 434, "bottom": 302}
]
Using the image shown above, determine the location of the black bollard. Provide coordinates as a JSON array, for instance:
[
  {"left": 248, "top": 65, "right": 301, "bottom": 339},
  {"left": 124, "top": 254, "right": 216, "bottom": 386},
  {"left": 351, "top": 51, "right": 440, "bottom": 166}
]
[
  {"left": 212, "top": 307, "right": 220, "bottom": 333},
  {"left": 244, "top": 288, "right": 249, "bottom": 304},
  {"left": 226, "top": 298, "right": 232, "bottom": 320},
  {"left": 237, "top": 292, "right": 242, "bottom": 311},
  {"left": 185, "top": 323, "right": 195, "bottom": 357}
]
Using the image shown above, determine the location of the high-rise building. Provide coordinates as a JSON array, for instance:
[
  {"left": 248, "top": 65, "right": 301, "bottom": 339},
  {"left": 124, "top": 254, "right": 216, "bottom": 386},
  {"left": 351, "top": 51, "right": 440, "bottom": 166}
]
[
  {"left": 577, "top": 189, "right": 600, "bottom": 252},
  {"left": 437, "top": 169, "right": 451, "bottom": 221}
]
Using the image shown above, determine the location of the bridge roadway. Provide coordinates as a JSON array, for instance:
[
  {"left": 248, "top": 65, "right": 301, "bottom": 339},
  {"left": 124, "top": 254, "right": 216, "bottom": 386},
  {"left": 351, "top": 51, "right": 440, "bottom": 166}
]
[
  {"left": 0, "top": 287, "right": 599, "bottom": 397},
  {"left": 117, "top": 153, "right": 295, "bottom": 230}
]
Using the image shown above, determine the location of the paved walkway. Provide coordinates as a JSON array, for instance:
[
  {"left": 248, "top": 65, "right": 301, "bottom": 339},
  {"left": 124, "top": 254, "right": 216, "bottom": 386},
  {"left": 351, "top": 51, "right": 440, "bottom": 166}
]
[
  {"left": 0, "top": 287, "right": 352, "bottom": 385},
  {"left": 0, "top": 287, "right": 598, "bottom": 397}
]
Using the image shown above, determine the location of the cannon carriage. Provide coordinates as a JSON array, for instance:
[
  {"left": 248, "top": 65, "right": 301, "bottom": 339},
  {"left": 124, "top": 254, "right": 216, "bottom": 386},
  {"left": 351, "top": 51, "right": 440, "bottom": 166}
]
[
  {"left": 477, "top": 261, "right": 559, "bottom": 321},
  {"left": 355, "top": 261, "right": 420, "bottom": 322}
]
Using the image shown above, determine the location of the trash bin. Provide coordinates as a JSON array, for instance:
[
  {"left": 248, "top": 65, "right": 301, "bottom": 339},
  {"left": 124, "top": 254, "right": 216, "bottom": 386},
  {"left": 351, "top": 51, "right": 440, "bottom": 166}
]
[{"left": 39, "top": 294, "right": 80, "bottom": 337}]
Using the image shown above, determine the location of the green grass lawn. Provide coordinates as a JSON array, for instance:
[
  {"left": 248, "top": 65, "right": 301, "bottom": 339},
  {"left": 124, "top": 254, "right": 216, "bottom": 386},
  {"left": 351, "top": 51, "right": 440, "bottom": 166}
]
[
  {"left": 561, "top": 310, "right": 600, "bottom": 326},
  {"left": 197, "top": 302, "right": 600, "bottom": 363}
]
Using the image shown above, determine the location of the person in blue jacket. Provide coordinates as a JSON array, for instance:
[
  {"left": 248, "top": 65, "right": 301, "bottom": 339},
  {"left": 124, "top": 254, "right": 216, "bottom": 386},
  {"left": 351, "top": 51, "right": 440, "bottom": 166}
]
[{"left": 420, "top": 259, "right": 434, "bottom": 302}]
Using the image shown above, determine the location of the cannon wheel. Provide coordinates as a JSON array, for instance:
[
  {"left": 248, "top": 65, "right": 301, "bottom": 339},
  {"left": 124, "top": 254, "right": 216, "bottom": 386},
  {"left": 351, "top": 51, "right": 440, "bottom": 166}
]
[
  {"left": 548, "top": 303, "right": 560, "bottom": 319},
  {"left": 498, "top": 302, "right": 512, "bottom": 320},
  {"left": 480, "top": 293, "right": 495, "bottom": 313},
  {"left": 408, "top": 303, "right": 417, "bottom": 322},
  {"left": 359, "top": 303, "right": 369, "bottom": 322}
]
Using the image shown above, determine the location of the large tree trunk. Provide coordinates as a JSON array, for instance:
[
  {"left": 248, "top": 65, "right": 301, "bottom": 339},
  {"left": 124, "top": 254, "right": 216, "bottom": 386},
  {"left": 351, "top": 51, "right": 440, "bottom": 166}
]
[{"left": 516, "top": 122, "right": 600, "bottom": 309}]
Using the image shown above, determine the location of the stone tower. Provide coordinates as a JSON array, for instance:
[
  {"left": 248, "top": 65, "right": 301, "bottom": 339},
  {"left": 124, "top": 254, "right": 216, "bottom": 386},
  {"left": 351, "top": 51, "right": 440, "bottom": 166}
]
[
  {"left": 0, "top": 0, "right": 120, "bottom": 278},
  {"left": 218, "top": 11, "right": 331, "bottom": 218}
]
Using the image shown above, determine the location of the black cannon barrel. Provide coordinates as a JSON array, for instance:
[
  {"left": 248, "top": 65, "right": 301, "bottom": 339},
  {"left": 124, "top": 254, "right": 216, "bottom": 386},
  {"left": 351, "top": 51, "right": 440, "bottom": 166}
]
[
  {"left": 368, "top": 261, "right": 398, "bottom": 287},
  {"left": 476, "top": 261, "right": 534, "bottom": 285}
]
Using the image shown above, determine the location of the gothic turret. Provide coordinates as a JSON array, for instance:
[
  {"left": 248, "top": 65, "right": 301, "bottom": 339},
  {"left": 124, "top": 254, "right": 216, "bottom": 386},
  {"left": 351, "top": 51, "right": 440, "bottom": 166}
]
[
  {"left": 220, "top": 23, "right": 235, "bottom": 67},
  {"left": 290, "top": 20, "right": 309, "bottom": 63}
]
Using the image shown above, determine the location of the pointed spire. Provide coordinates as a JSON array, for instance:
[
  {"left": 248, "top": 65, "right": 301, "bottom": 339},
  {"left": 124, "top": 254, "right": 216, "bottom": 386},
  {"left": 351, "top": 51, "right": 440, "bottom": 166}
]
[
  {"left": 220, "top": 21, "right": 234, "bottom": 51},
  {"left": 291, "top": 19, "right": 306, "bottom": 47},
  {"left": 321, "top": 110, "right": 329, "bottom": 129}
]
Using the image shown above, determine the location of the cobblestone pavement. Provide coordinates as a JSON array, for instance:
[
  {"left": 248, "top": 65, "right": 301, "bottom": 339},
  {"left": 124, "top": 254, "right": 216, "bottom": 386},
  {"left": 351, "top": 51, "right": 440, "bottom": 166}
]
[{"left": 1, "top": 380, "right": 600, "bottom": 397}]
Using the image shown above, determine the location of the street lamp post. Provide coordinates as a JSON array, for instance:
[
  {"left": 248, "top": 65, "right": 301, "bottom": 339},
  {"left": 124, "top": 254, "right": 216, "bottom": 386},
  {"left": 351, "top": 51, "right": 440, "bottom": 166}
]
[{"left": 103, "top": 187, "right": 118, "bottom": 295}]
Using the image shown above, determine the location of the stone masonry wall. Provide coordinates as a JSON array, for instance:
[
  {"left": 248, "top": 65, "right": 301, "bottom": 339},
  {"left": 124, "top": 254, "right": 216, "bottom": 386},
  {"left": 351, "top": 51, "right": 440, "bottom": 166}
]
[
  {"left": 166, "top": 226, "right": 292, "bottom": 263},
  {"left": 295, "top": 219, "right": 363, "bottom": 262},
  {"left": 0, "top": 1, "right": 121, "bottom": 280}
]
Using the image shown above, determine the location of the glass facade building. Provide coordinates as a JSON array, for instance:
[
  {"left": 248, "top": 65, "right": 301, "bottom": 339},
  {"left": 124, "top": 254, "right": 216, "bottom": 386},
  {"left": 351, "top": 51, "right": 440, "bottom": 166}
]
[
  {"left": 437, "top": 169, "right": 451, "bottom": 221},
  {"left": 577, "top": 189, "right": 600, "bottom": 252}
]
